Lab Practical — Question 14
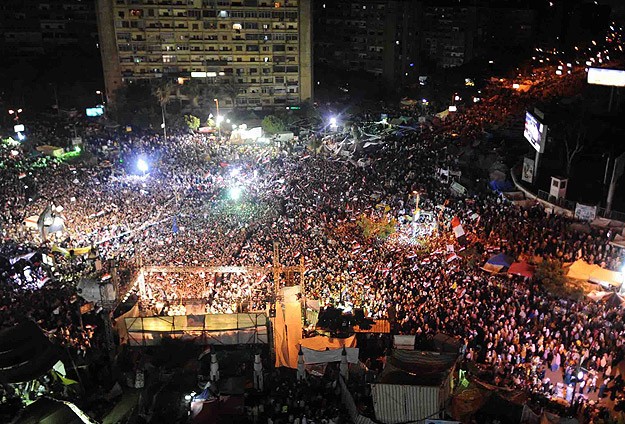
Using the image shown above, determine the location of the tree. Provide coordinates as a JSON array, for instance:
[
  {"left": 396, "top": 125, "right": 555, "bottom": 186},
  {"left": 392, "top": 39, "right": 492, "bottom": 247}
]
[
  {"left": 220, "top": 77, "right": 247, "bottom": 108},
  {"left": 152, "top": 81, "right": 176, "bottom": 140},
  {"left": 184, "top": 115, "right": 200, "bottom": 131},
  {"left": 535, "top": 259, "right": 566, "bottom": 288},
  {"left": 262, "top": 115, "right": 286, "bottom": 134},
  {"left": 357, "top": 214, "right": 397, "bottom": 240},
  {"left": 558, "top": 104, "right": 589, "bottom": 176}
]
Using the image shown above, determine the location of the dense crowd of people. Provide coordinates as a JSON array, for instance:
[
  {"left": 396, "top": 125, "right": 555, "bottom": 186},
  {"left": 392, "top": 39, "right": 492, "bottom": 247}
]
[{"left": 2, "top": 48, "right": 625, "bottom": 423}]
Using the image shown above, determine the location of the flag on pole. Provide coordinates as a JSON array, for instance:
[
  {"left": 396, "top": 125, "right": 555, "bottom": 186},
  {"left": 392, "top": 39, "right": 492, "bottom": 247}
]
[{"left": 451, "top": 216, "right": 467, "bottom": 244}]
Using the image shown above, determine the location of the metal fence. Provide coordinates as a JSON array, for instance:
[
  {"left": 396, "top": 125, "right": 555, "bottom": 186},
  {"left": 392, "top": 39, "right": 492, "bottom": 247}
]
[
  {"left": 537, "top": 190, "right": 625, "bottom": 222},
  {"left": 597, "top": 207, "right": 625, "bottom": 222},
  {"left": 537, "top": 190, "right": 577, "bottom": 211}
]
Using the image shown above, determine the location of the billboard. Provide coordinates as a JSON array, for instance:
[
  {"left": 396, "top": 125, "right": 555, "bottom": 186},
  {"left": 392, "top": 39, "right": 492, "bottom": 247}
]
[
  {"left": 85, "top": 106, "right": 104, "bottom": 117},
  {"left": 524, "top": 111, "right": 546, "bottom": 153},
  {"left": 587, "top": 67, "right": 625, "bottom": 87}
]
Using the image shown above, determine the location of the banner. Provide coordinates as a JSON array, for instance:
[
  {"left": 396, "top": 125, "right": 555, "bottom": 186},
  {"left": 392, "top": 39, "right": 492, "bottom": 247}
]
[
  {"left": 522, "top": 157, "right": 534, "bottom": 183},
  {"left": 574, "top": 203, "right": 597, "bottom": 221},
  {"left": 301, "top": 347, "right": 359, "bottom": 364}
]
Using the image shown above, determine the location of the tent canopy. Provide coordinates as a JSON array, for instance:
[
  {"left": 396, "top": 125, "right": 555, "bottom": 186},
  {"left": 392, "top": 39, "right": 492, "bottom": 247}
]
[
  {"left": 0, "top": 321, "right": 60, "bottom": 383},
  {"left": 508, "top": 262, "right": 535, "bottom": 278},
  {"left": 589, "top": 267, "right": 622, "bottom": 287},
  {"left": 15, "top": 397, "right": 95, "bottom": 424},
  {"left": 379, "top": 350, "right": 458, "bottom": 386},
  {"left": 566, "top": 259, "right": 599, "bottom": 281},
  {"left": 567, "top": 259, "right": 622, "bottom": 287},
  {"left": 487, "top": 253, "right": 514, "bottom": 268}
]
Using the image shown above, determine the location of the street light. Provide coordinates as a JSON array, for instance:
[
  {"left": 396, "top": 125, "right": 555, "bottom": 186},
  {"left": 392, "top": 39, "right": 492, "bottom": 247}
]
[
  {"left": 216, "top": 115, "right": 224, "bottom": 139},
  {"left": 329, "top": 116, "right": 338, "bottom": 132},
  {"left": 213, "top": 98, "right": 221, "bottom": 139},
  {"left": 8, "top": 109, "right": 23, "bottom": 122},
  {"left": 96, "top": 90, "right": 105, "bottom": 105},
  {"left": 137, "top": 158, "right": 149, "bottom": 174},
  {"left": 228, "top": 186, "right": 243, "bottom": 201}
]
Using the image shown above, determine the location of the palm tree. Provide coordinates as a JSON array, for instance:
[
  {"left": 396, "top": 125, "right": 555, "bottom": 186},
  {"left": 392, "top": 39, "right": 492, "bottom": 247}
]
[
  {"left": 220, "top": 77, "right": 247, "bottom": 108},
  {"left": 152, "top": 81, "right": 175, "bottom": 140}
]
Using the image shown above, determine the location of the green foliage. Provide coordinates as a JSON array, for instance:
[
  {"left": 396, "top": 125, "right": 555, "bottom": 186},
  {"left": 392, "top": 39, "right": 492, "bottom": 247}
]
[
  {"left": 357, "top": 214, "right": 397, "bottom": 240},
  {"left": 261, "top": 115, "right": 286, "bottom": 134},
  {"left": 535, "top": 259, "right": 566, "bottom": 287},
  {"left": 184, "top": 114, "right": 201, "bottom": 131}
]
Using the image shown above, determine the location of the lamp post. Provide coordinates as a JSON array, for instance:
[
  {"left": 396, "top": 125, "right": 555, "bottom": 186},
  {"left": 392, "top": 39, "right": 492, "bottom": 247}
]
[
  {"left": 8, "top": 108, "right": 23, "bottom": 123},
  {"left": 96, "top": 90, "right": 105, "bottom": 105},
  {"left": 213, "top": 98, "right": 221, "bottom": 139}
]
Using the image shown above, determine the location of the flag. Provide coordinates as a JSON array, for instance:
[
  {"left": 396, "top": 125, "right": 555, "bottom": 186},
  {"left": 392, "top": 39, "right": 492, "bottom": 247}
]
[
  {"left": 172, "top": 216, "right": 179, "bottom": 234},
  {"left": 451, "top": 216, "right": 467, "bottom": 244},
  {"left": 446, "top": 252, "right": 458, "bottom": 263}
]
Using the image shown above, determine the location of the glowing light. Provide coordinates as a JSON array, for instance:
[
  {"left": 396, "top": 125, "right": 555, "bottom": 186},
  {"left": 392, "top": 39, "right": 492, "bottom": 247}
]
[
  {"left": 448, "top": 105, "right": 457, "bottom": 112},
  {"left": 137, "top": 158, "right": 149, "bottom": 173},
  {"left": 229, "top": 186, "right": 243, "bottom": 201},
  {"left": 329, "top": 117, "right": 337, "bottom": 126}
]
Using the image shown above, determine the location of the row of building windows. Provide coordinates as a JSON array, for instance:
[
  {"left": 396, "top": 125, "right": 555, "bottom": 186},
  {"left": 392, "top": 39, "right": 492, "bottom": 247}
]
[{"left": 116, "top": 8, "right": 297, "bottom": 19}]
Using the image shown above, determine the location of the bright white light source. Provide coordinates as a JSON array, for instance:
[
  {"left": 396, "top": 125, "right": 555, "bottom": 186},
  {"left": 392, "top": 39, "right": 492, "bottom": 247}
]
[
  {"left": 137, "top": 159, "right": 149, "bottom": 173},
  {"left": 448, "top": 105, "right": 457, "bottom": 112},
  {"left": 329, "top": 117, "right": 337, "bottom": 126},
  {"left": 229, "top": 186, "right": 242, "bottom": 201}
]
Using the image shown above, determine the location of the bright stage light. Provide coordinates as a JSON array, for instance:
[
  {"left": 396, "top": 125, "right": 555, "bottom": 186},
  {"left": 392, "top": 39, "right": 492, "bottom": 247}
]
[
  {"left": 329, "top": 117, "right": 337, "bottom": 126},
  {"left": 229, "top": 186, "right": 242, "bottom": 201},
  {"left": 137, "top": 158, "right": 149, "bottom": 173}
]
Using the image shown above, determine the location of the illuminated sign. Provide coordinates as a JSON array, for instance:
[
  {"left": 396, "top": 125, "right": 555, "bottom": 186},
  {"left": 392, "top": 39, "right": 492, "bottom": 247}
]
[
  {"left": 587, "top": 67, "right": 625, "bottom": 87},
  {"left": 524, "top": 111, "right": 547, "bottom": 153}
]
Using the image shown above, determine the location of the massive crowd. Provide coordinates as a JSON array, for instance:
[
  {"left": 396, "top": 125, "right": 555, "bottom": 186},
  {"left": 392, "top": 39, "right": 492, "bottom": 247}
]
[{"left": 1, "top": 53, "right": 625, "bottom": 423}]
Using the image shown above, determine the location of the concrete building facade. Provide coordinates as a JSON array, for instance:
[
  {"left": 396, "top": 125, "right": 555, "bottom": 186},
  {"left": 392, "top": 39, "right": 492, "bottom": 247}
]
[
  {"left": 97, "top": 0, "right": 313, "bottom": 109},
  {"left": 0, "top": 0, "right": 97, "bottom": 56},
  {"left": 314, "top": 0, "right": 420, "bottom": 88}
]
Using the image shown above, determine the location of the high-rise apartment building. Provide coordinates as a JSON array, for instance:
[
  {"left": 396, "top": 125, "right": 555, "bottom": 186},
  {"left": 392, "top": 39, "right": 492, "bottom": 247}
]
[
  {"left": 314, "top": 0, "right": 420, "bottom": 88},
  {"left": 0, "top": 0, "right": 97, "bottom": 56},
  {"left": 421, "top": 3, "right": 477, "bottom": 69},
  {"left": 97, "top": 0, "right": 313, "bottom": 109}
]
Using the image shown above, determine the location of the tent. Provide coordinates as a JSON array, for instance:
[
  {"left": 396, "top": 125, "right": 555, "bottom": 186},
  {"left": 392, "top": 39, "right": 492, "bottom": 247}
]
[
  {"left": 482, "top": 253, "right": 514, "bottom": 273},
  {"left": 372, "top": 350, "right": 458, "bottom": 424},
  {"left": 487, "top": 253, "right": 514, "bottom": 268},
  {"left": 566, "top": 259, "right": 600, "bottom": 280},
  {"left": 602, "top": 292, "right": 625, "bottom": 308},
  {"left": 0, "top": 321, "right": 60, "bottom": 383},
  {"left": 508, "top": 262, "right": 535, "bottom": 278},
  {"left": 589, "top": 267, "right": 622, "bottom": 288},
  {"left": 587, "top": 290, "right": 611, "bottom": 302},
  {"left": 14, "top": 397, "right": 97, "bottom": 424},
  {"left": 567, "top": 259, "right": 622, "bottom": 288}
]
